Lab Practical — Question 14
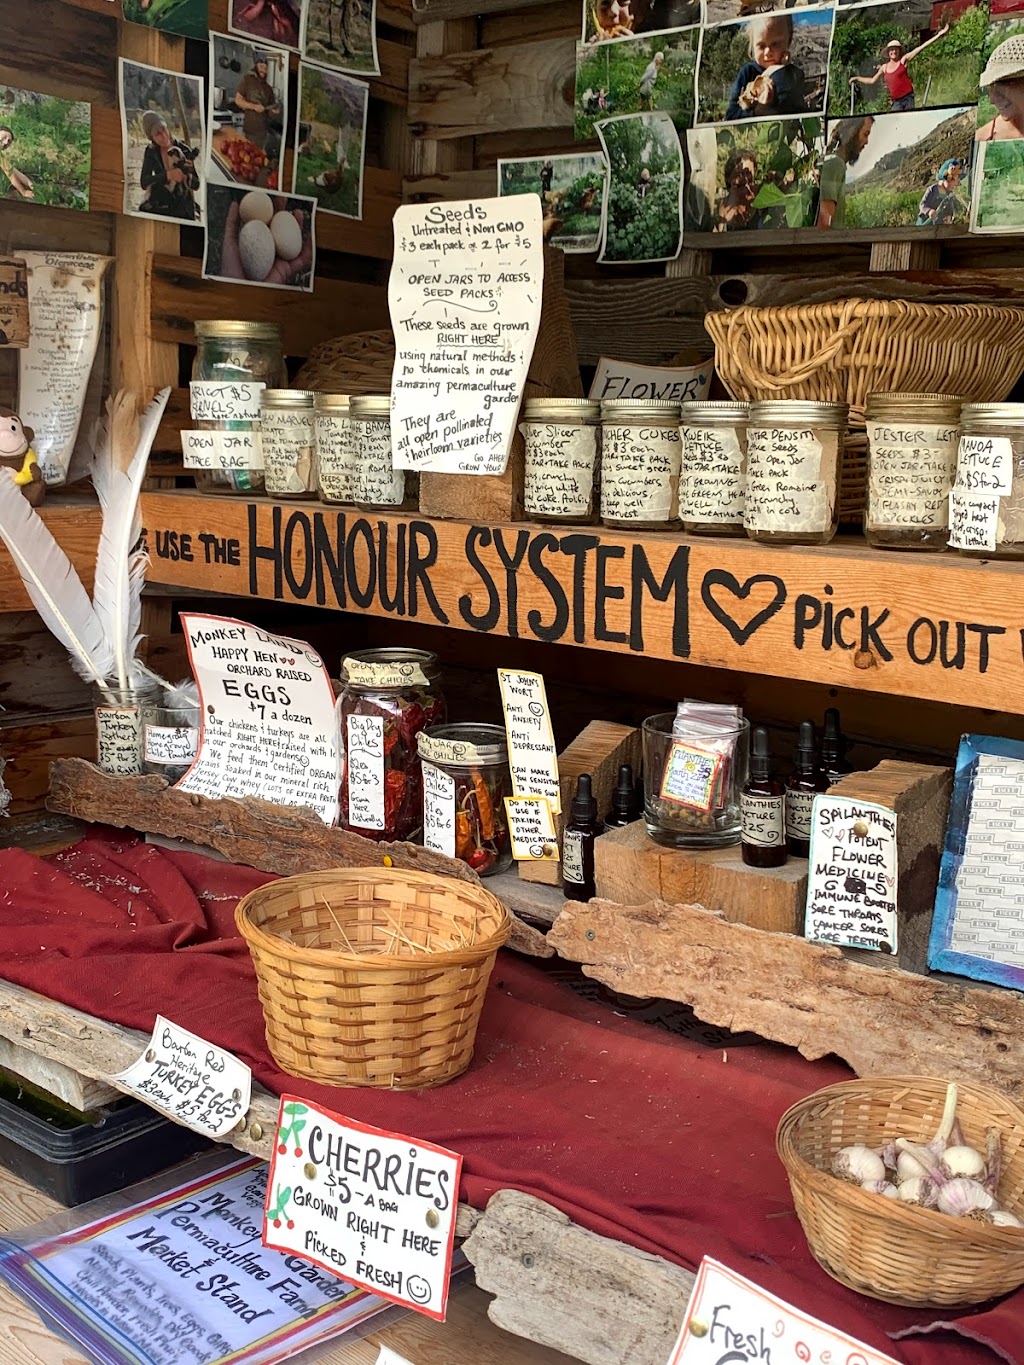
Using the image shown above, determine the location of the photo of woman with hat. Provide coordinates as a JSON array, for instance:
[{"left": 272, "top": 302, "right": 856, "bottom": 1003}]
[
  {"left": 977, "top": 33, "right": 1024, "bottom": 141},
  {"left": 849, "top": 24, "right": 950, "bottom": 112},
  {"left": 119, "top": 58, "right": 205, "bottom": 223}
]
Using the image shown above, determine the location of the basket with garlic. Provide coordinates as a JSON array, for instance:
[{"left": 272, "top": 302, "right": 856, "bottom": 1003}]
[{"left": 777, "top": 1075, "right": 1024, "bottom": 1308}]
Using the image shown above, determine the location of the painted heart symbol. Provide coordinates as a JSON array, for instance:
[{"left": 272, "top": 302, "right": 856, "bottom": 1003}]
[
  {"left": 835, "top": 828, "right": 846, "bottom": 841},
  {"left": 700, "top": 570, "right": 787, "bottom": 646},
  {"left": 886, "top": 875, "right": 895, "bottom": 886}
]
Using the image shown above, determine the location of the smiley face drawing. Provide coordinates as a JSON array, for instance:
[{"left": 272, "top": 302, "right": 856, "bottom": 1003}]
[{"left": 406, "top": 1275, "right": 431, "bottom": 1304}]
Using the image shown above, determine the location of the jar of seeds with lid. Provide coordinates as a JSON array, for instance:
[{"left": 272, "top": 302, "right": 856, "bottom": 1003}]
[
  {"left": 261, "top": 389, "right": 317, "bottom": 500},
  {"left": 679, "top": 400, "right": 749, "bottom": 536},
  {"left": 521, "top": 398, "right": 601, "bottom": 523},
  {"left": 744, "top": 401, "right": 848, "bottom": 546},
  {"left": 864, "top": 393, "right": 961, "bottom": 551},
  {"left": 314, "top": 394, "right": 354, "bottom": 505},
  {"left": 950, "top": 403, "right": 1024, "bottom": 560},
  {"left": 600, "top": 401, "right": 681, "bottom": 530},
  {"left": 350, "top": 396, "right": 413, "bottom": 511}
]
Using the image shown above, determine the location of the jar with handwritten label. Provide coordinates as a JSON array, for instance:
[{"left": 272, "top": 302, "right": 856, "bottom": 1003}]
[
  {"left": 864, "top": 394, "right": 961, "bottom": 551},
  {"left": 950, "top": 404, "right": 1024, "bottom": 560},
  {"left": 93, "top": 682, "right": 162, "bottom": 777},
  {"left": 418, "top": 723, "right": 512, "bottom": 876},
  {"left": 260, "top": 389, "right": 317, "bottom": 500},
  {"left": 189, "top": 321, "right": 285, "bottom": 496},
  {"left": 521, "top": 399, "right": 602, "bottom": 524},
  {"left": 141, "top": 695, "right": 202, "bottom": 783},
  {"left": 350, "top": 396, "right": 412, "bottom": 511},
  {"left": 641, "top": 712, "right": 749, "bottom": 848},
  {"left": 600, "top": 401, "right": 681, "bottom": 530},
  {"left": 338, "top": 648, "right": 446, "bottom": 842},
  {"left": 744, "top": 401, "right": 848, "bottom": 546},
  {"left": 314, "top": 394, "right": 354, "bottom": 505},
  {"left": 679, "top": 400, "right": 749, "bottom": 536}
]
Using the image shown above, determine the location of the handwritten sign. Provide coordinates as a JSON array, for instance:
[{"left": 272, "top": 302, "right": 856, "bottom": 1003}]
[
  {"left": 177, "top": 613, "right": 340, "bottom": 825},
  {"left": 0, "top": 257, "right": 29, "bottom": 347},
  {"left": 521, "top": 422, "right": 597, "bottom": 520},
  {"left": 589, "top": 356, "right": 712, "bottom": 403},
  {"left": 182, "top": 429, "right": 263, "bottom": 471},
  {"left": 346, "top": 713, "right": 385, "bottom": 830},
  {"left": 679, "top": 426, "right": 744, "bottom": 525},
  {"left": 504, "top": 796, "right": 559, "bottom": 860},
  {"left": 115, "top": 1016, "right": 251, "bottom": 1138},
  {"left": 190, "top": 381, "right": 265, "bottom": 422},
  {"left": 352, "top": 417, "right": 405, "bottom": 506},
  {"left": 419, "top": 732, "right": 483, "bottom": 766},
  {"left": 422, "top": 762, "right": 456, "bottom": 857},
  {"left": 601, "top": 422, "right": 680, "bottom": 524},
  {"left": 95, "top": 704, "right": 143, "bottom": 775},
  {"left": 866, "top": 422, "right": 958, "bottom": 529},
  {"left": 660, "top": 741, "right": 722, "bottom": 812},
  {"left": 745, "top": 428, "right": 836, "bottom": 534},
  {"left": 667, "top": 1258, "right": 899, "bottom": 1365},
  {"left": 344, "top": 656, "right": 429, "bottom": 689},
  {"left": 948, "top": 489, "right": 1000, "bottom": 552},
  {"left": 264, "top": 1098, "right": 462, "bottom": 1322},
  {"left": 388, "top": 195, "right": 543, "bottom": 476},
  {"left": 805, "top": 796, "right": 898, "bottom": 953},
  {"left": 740, "top": 792, "right": 785, "bottom": 848},
  {"left": 498, "top": 668, "right": 560, "bottom": 815},
  {"left": 262, "top": 409, "right": 315, "bottom": 497},
  {"left": 957, "top": 434, "right": 1013, "bottom": 496},
  {"left": 315, "top": 411, "right": 355, "bottom": 502}
]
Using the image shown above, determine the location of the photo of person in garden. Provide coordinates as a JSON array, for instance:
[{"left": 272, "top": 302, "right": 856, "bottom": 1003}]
[
  {"left": 971, "top": 21, "right": 1024, "bottom": 230},
  {"left": 583, "top": 0, "right": 701, "bottom": 44},
  {"left": 849, "top": 28, "right": 950, "bottom": 111},
  {"left": 815, "top": 113, "right": 874, "bottom": 225},
  {"left": 575, "top": 29, "right": 699, "bottom": 137},
  {"left": 697, "top": 8, "right": 832, "bottom": 124},
  {"left": 499, "top": 152, "right": 607, "bottom": 253},
  {"left": 597, "top": 111, "right": 683, "bottom": 261},
  {"left": 0, "top": 86, "right": 90, "bottom": 210},
  {"left": 685, "top": 117, "right": 824, "bottom": 230}
]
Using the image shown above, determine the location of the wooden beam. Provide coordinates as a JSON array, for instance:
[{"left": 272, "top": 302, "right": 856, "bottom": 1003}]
[
  {"left": 566, "top": 276, "right": 714, "bottom": 365},
  {"left": 0, "top": 498, "right": 100, "bottom": 613},
  {"left": 0, "top": 1034, "right": 118, "bottom": 1111},
  {"left": 409, "top": 38, "right": 573, "bottom": 140},
  {"left": 1, "top": 0, "right": 117, "bottom": 105},
  {"left": 686, "top": 224, "right": 965, "bottom": 251},
  {"left": 711, "top": 266, "right": 1024, "bottom": 310},
  {"left": 413, "top": 0, "right": 554, "bottom": 21},
  {"left": 410, "top": 18, "right": 478, "bottom": 178}
]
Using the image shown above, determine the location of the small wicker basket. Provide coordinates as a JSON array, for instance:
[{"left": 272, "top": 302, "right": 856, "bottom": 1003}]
[
  {"left": 777, "top": 1075, "right": 1024, "bottom": 1308},
  {"left": 235, "top": 867, "right": 510, "bottom": 1090}
]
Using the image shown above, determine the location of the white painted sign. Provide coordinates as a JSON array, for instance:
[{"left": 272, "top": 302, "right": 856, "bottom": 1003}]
[
  {"left": 115, "top": 1016, "right": 251, "bottom": 1138},
  {"left": 422, "top": 761, "right": 456, "bottom": 857},
  {"left": 667, "top": 1258, "right": 899, "bottom": 1365},
  {"left": 264, "top": 1098, "right": 462, "bottom": 1322},
  {"left": 504, "top": 796, "right": 559, "bottom": 861},
  {"left": 589, "top": 356, "right": 712, "bottom": 403},
  {"left": 189, "top": 380, "right": 265, "bottom": 422},
  {"left": 388, "top": 195, "right": 543, "bottom": 476},
  {"left": 497, "top": 668, "right": 560, "bottom": 815},
  {"left": 182, "top": 429, "right": 263, "bottom": 471},
  {"left": 805, "top": 796, "right": 898, "bottom": 954},
  {"left": 176, "top": 613, "right": 340, "bottom": 825}
]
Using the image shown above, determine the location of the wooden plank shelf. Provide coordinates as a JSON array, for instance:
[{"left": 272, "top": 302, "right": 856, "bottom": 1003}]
[
  {"left": 141, "top": 490, "right": 1024, "bottom": 715},
  {"left": 0, "top": 495, "right": 101, "bottom": 614}
]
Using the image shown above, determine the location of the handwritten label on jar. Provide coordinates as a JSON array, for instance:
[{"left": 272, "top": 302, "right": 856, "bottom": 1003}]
[
  {"left": 521, "top": 424, "right": 597, "bottom": 519},
  {"left": 182, "top": 429, "right": 263, "bottom": 471},
  {"left": 418, "top": 732, "right": 484, "bottom": 766},
  {"left": 741, "top": 792, "right": 785, "bottom": 848},
  {"left": 957, "top": 435, "right": 1013, "bottom": 496},
  {"left": 354, "top": 419, "right": 404, "bottom": 506},
  {"left": 600, "top": 425, "right": 680, "bottom": 524},
  {"left": 344, "top": 657, "right": 430, "bottom": 689},
  {"left": 504, "top": 796, "right": 559, "bottom": 861},
  {"left": 346, "top": 713, "right": 385, "bottom": 830},
  {"left": 562, "top": 828, "right": 585, "bottom": 884},
  {"left": 144, "top": 725, "right": 199, "bottom": 766},
  {"left": 745, "top": 428, "right": 835, "bottom": 534},
  {"left": 189, "top": 381, "right": 265, "bottom": 422},
  {"left": 96, "top": 706, "right": 142, "bottom": 775},
  {"left": 679, "top": 426, "right": 745, "bottom": 524},
  {"left": 786, "top": 788, "right": 815, "bottom": 841},
  {"left": 261, "top": 409, "right": 315, "bottom": 495},
  {"left": 660, "top": 741, "right": 722, "bottom": 812},
  {"left": 422, "top": 761, "right": 456, "bottom": 858},
  {"left": 315, "top": 413, "right": 354, "bottom": 502},
  {"left": 498, "top": 668, "right": 560, "bottom": 814},
  {"left": 867, "top": 423, "right": 958, "bottom": 529},
  {"left": 948, "top": 490, "right": 999, "bottom": 552}
]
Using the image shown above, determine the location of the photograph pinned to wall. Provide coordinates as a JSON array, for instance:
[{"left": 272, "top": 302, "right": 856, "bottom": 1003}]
[
  {"left": 303, "top": 0, "right": 381, "bottom": 77},
  {"left": 828, "top": 1, "right": 986, "bottom": 117},
  {"left": 971, "top": 137, "right": 1024, "bottom": 232},
  {"left": 204, "top": 184, "right": 316, "bottom": 291},
  {"left": 976, "top": 18, "right": 1024, "bottom": 142},
  {"left": 0, "top": 87, "right": 90, "bottom": 210},
  {"left": 575, "top": 28, "right": 699, "bottom": 138},
  {"left": 583, "top": 0, "right": 701, "bottom": 44},
  {"left": 696, "top": 7, "right": 833, "bottom": 124},
  {"left": 705, "top": 0, "right": 822, "bottom": 28},
  {"left": 122, "top": 0, "right": 209, "bottom": 40},
  {"left": 229, "top": 0, "right": 302, "bottom": 50},
  {"left": 119, "top": 59, "right": 205, "bottom": 224},
  {"left": 208, "top": 33, "right": 288, "bottom": 191},
  {"left": 498, "top": 152, "right": 607, "bottom": 252},
  {"left": 294, "top": 62, "right": 369, "bottom": 218},
  {"left": 686, "top": 116, "right": 825, "bottom": 229},
  {"left": 596, "top": 110, "right": 683, "bottom": 262}
]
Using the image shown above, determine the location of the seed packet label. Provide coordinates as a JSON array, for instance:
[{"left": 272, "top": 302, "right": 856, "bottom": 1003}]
[
  {"left": 418, "top": 733, "right": 484, "bottom": 766},
  {"left": 261, "top": 410, "right": 315, "bottom": 495},
  {"left": 114, "top": 1016, "right": 251, "bottom": 1138},
  {"left": 264, "top": 1097, "right": 462, "bottom": 1322},
  {"left": 315, "top": 413, "right": 355, "bottom": 501},
  {"left": 182, "top": 429, "right": 263, "bottom": 471},
  {"left": 189, "top": 380, "right": 265, "bottom": 422},
  {"left": 521, "top": 424, "right": 597, "bottom": 519},
  {"left": 666, "top": 1257, "right": 900, "bottom": 1365},
  {"left": 600, "top": 425, "right": 680, "bottom": 522},
  {"left": 866, "top": 422, "right": 958, "bottom": 529},
  {"left": 562, "top": 827, "right": 585, "bottom": 884},
  {"left": 745, "top": 428, "right": 835, "bottom": 534},
  {"left": 144, "top": 724, "right": 199, "bottom": 765},
  {"left": 740, "top": 792, "right": 784, "bottom": 848},
  {"left": 785, "top": 788, "right": 815, "bottom": 841},
  {"left": 956, "top": 434, "right": 1013, "bottom": 496},
  {"left": 660, "top": 741, "right": 723, "bottom": 812},
  {"left": 679, "top": 426, "right": 745, "bottom": 523},
  {"left": 498, "top": 668, "right": 560, "bottom": 814},
  {"left": 422, "top": 762, "right": 456, "bottom": 858},
  {"left": 948, "top": 490, "right": 999, "bottom": 552},
  {"left": 96, "top": 705, "right": 142, "bottom": 776},
  {"left": 346, "top": 713, "right": 385, "bottom": 831},
  {"left": 344, "top": 658, "right": 430, "bottom": 689},
  {"left": 504, "top": 796, "right": 559, "bottom": 861},
  {"left": 805, "top": 796, "right": 898, "bottom": 953},
  {"left": 354, "top": 419, "right": 405, "bottom": 506}
]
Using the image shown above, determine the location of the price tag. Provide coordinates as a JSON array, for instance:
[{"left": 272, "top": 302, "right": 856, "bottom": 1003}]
[
  {"left": 497, "top": 668, "right": 560, "bottom": 814},
  {"left": 956, "top": 434, "right": 1013, "bottom": 496},
  {"left": 264, "top": 1098, "right": 462, "bottom": 1322},
  {"left": 422, "top": 762, "right": 456, "bottom": 857},
  {"left": 948, "top": 489, "right": 999, "bottom": 552},
  {"left": 504, "top": 796, "right": 559, "bottom": 861},
  {"left": 346, "top": 713, "right": 385, "bottom": 831},
  {"left": 189, "top": 380, "right": 264, "bottom": 422},
  {"left": 659, "top": 741, "right": 722, "bottom": 812},
  {"left": 95, "top": 705, "right": 142, "bottom": 775},
  {"left": 114, "top": 1016, "right": 251, "bottom": 1138},
  {"left": 805, "top": 796, "right": 898, "bottom": 953}
]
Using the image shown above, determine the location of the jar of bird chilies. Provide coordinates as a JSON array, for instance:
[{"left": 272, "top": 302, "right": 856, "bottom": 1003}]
[
  {"left": 350, "top": 396, "right": 412, "bottom": 510},
  {"left": 679, "top": 400, "right": 749, "bottom": 535},
  {"left": 418, "top": 724, "right": 513, "bottom": 877},
  {"left": 188, "top": 321, "right": 285, "bottom": 495},
  {"left": 949, "top": 404, "right": 1024, "bottom": 560},
  {"left": 600, "top": 401, "right": 682, "bottom": 529},
  {"left": 521, "top": 398, "right": 601, "bottom": 523},
  {"left": 314, "top": 393, "right": 355, "bottom": 504},
  {"left": 261, "top": 389, "right": 317, "bottom": 499},
  {"left": 744, "top": 401, "right": 848, "bottom": 546},
  {"left": 864, "top": 394, "right": 961, "bottom": 551}
]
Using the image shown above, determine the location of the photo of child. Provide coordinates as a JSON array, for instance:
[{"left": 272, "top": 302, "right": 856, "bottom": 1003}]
[
  {"left": 686, "top": 117, "right": 825, "bottom": 229},
  {"left": 584, "top": 0, "right": 701, "bottom": 44},
  {"left": 498, "top": 152, "right": 607, "bottom": 252},
  {"left": 575, "top": 28, "right": 699, "bottom": 137},
  {"left": 977, "top": 25, "right": 1024, "bottom": 141},
  {"left": 697, "top": 8, "right": 833, "bottom": 124},
  {"left": 916, "top": 155, "right": 968, "bottom": 220},
  {"left": 120, "top": 59, "right": 205, "bottom": 223}
]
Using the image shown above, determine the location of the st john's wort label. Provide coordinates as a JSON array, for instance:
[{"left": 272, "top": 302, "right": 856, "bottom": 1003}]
[
  {"left": 263, "top": 1097, "right": 462, "bottom": 1322},
  {"left": 805, "top": 796, "right": 898, "bottom": 953},
  {"left": 740, "top": 792, "right": 784, "bottom": 848},
  {"left": 497, "top": 668, "right": 560, "bottom": 814},
  {"left": 504, "top": 796, "right": 559, "bottom": 861},
  {"left": 115, "top": 1016, "right": 251, "bottom": 1138},
  {"left": 346, "top": 713, "right": 385, "bottom": 831},
  {"left": 422, "top": 761, "right": 456, "bottom": 858},
  {"left": 189, "top": 381, "right": 265, "bottom": 422},
  {"left": 96, "top": 705, "right": 143, "bottom": 775},
  {"left": 785, "top": 787, "right": 815, "bottom": 842}
]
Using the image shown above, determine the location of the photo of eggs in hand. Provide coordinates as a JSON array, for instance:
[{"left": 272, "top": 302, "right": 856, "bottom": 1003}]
[{"left": 203, "top": 183, "right": 317, "bottom": 292}]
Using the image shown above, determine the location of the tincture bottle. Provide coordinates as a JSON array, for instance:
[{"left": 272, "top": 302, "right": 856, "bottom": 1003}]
[
  {"left": 741, "top": 728, "right": 787, "bottom": 868},
  {"left": 785, "top": 721, "right": 828, "bottom": 859},
  {"left": 603, "top": 763, "right": 641, "bottom": 830},
  {"left": 821, "top": 707, "right": 853, "bottom": 786},
  {"left": 563, "top": 773, "right": 601, "bottom": 901}
]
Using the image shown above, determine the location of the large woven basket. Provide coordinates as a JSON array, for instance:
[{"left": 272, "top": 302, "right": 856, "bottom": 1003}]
[
  {"left": 777, "top": 1075, "right": 1024, "bottom": 1308},
  {"left": 235, "top": 867, "right": 510, "bottom": 1090},
  {"left": 293, "top": 329, "right": 394, "bottom": 394}
]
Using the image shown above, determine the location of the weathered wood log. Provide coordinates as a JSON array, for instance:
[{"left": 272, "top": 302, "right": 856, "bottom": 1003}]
[
  {"left": 464, "top": 1188, "right": 694, "bottom": 1365},
  {"left": 409, "top": 38, "right": 574, "bottom": 140},
  {"left": 548, "top": 897, "right": 1024, "bottom": 1101},
  {"left": 46, "top": 758, "right": 552, "bottom": 958}
]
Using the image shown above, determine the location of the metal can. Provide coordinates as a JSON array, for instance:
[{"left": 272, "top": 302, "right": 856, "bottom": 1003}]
[
  {"left": 745, "top": 401, "right": 849, "bottom": 546},
  {"left": 679, "top": 400, "right": 749, "bottom": 536},
  {"left": 865, "top": 393, "right": 961, "bottom": 551},
  {"left": 600, "top": 401, "right": 681, "bottom": 530},
  {"left": 521, "top": 398, "right": 601, "bottom": 524}
]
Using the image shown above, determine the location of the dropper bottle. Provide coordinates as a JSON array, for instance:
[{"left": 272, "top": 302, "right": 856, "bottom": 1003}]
[
  {"left": 563, "top": 773, "right": 601, "bottom": 901},
  {"left": 603, "top": 763, "right": 641, "bottom": 830},
  {"left": 741, "top": 728, "right": 787, "bottom": 868},
  {"left": 785, "top": 721, "right": 828, "bottom": 859},
  {"left": 821, "top": 707, "right": 853, "bottom": 786}
]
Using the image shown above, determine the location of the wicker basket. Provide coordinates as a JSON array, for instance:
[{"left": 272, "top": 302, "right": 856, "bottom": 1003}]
[
  {"left": 777, "top": 1075, "right": 1024, "bottom": 1308},
  {"left": 235, "top": 867, "right": 510, "bottom": 1090},
  {"left": 293, "top": 330, "right": 395, "bottom": 395}
]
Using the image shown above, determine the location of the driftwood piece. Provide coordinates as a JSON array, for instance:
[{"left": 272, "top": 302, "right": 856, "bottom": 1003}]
[
  {"left": 548, "top": 897, "right": 1024, "bottom": 1102},
  {"left": 464, "top": 1189, "right": 693, "bottom": 1365},
  {"left": 46, "top": 758, "right": 552, "bottom": 958}
]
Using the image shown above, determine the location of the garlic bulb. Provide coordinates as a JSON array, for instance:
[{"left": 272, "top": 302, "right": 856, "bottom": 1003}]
[
  {"left": 936, "top": 1177, "right": 995, "bottom": 1220},
  {"left": 895, "top": 1139, "right": 944, "bottom": 1184},
  {"left": 832, "top": 1145, "right": 886, "bottom": 1185},
  {"left": 897, "top": 1177, "right": 937, "bottom": 1208},
  {"left": 988, "top": 1209, "right": 1024, "bottom": 1228},
  {"left": 940, "top": 1145, "right": 986, "bottom": 1181},
  {"left": 861, "top": 1179, "right": 899, "bottom": 1198},
  {"left": 896, "top": 1149, "right": 933, "bottom": 1183}
]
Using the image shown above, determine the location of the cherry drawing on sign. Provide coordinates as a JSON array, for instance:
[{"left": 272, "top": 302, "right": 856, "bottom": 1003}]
[{"left": 700, "top": 569, "right": 787, "bottom": 646}]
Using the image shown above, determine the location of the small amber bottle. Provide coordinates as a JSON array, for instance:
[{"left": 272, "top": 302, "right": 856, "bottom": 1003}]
[
  {"left": 821, "top": 707, "right": 853, "bottom": 787},
  {"left": 785, "top": 721, "right": 828, "bottom": 859},
  {"left": 741, "top": 728, "right": 787, "bottom": 867},
  {"left": 603, "top": 763, "right": 641, "bottom": 830},
  {"left": 563, "top": 774, "right": 601, "bottom": 901}
]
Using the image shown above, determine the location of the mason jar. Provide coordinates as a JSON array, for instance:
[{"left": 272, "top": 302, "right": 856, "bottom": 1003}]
[
  {"left": 679, "top": 400, "right": 749, "bottom": 536},
  {"left": 93, "top": 682, "right": 162, "bottom": 776},
  {"left": 261, "top": 389, "right": 317, "bottom": 500},
  {"left": 521, "top": 399, "right": 601, "bottom": 524},
  {"left": 189, "top": 320, "right": 285, "bottom": 495},
  {"left": 314, "top": 393, "right": 354, "bottom": 505},
  {"left": 745, "top": 401, "right": 849, "bottom": 546},
  {"left": 951, "top": 403, "right": 1024, "bottom": 560},
  {"left": 350, "top": 396, "right": 411, "bottom": 511},
  {"left": 418, "top": 723, "right": 513, "bottom": 876},
  {"left": 600, "top": 401, "right": 681, "bottom": 530},
  {"left": 141, "top": 693, "right": 202, "bottom": 783},
  {"left": 864, "top": 394, "right": 961, "bottom": 551}
]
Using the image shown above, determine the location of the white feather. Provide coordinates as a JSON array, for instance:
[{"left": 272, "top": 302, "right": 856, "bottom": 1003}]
[{"left": 0, "top": 470, "right": 115, "bottom": 690}]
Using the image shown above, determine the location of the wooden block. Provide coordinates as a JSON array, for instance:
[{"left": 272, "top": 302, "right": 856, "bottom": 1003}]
[
  {"left": 869, "top": 240, "right": 942, "bottom": 272},
  {"left": 593, "top": 820, "right": 807, "bottom": 934},
  {"left": 829, "top": 759, "right": 952, "bottom": 975},
  {"left": 0, "top": 1036, "right": 118, "bottom": 1112},
  {"left": 519, "top": 720, "right": 640, "bottom": 887}
]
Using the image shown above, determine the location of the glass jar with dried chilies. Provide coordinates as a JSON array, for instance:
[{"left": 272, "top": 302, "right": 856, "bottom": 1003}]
[
  {"left": 864, "top": 393, "right": 961, "bottom": 551},
  {"left": 949, "top": 403, "right": 1024, "bottom": 560},
  {"left": 679, "top": 400, "right": 749, "bottom": 536},
  {"left": 744, "top": 401, "right": 848, "bottom": 546},
  {"left": 521, "top": 398, "right": 602, "bottom": 524},
  {"left": 418, "top": 724, "right": 513, "bottom": 876},
  {"left": 190, "top": 320, "right": 286, "bottom": 496}
]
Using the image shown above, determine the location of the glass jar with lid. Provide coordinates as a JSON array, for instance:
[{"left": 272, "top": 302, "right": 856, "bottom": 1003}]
[
  {"left": 315, "top": 394, "right": 354, "bottom": 505},
  {"left": 418, "top": 723, "right": 513, "bottom": 876},
  {"left": 337, "top": 648, "right": 446, "bottom": 842},
  {"left": 744, "top": 401, "right": 848, "bottom": 546},
  {"left": 261, "top": 389, "right": 317, "bottom": 500},
  {"left": 189, "top": 320, "right": 286, "bottom": 496},
  {"left": 600, "top": 401, "right": 681, "bottom": 530},
  {"left": 350, "top": 396, "right": 412, "bottom": 511},
  {"left": 679, "top": 400, "right": 749, "bottom": 536},
  {"left": 950, "top": 403, "right": 1024, "bottom": 560},
  {"left": 521, "top": 399, "right": 601, "bottom": 524},
  {"left": 864, "top": 393, "right": 961, "bottom": 551}
]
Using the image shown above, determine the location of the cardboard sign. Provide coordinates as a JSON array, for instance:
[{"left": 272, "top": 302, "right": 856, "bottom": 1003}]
[
  {"left": 0, "top": 257, "right": 29, "bottom": 348},
  {"left": 176, "top": 613, "right": 340, "bottom": 825},
  {"left": 497, "top": 668, "right": 560, "bottom": 815},
  {"left": 667, "top": 1258, "right": 899, "bottom": 1365},
  {"left": 805, "top": 796, "right": 898, "bottom": 953},
  {"left": 115, "top": 1016, "right": 251, "bottom": 1138},
  {"left": 589, "top": 356, "right": 712, "bottom": 404},
  {"left": 504, "top": 796, "right": 559, "bottom": 861},
  {"left": 264, "top": 1098, "right": 462, "bottom": 1322}
]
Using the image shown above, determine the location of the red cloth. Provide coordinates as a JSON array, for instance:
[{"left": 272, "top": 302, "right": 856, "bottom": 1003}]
[{"left": 0, "top": 830, "right": 1020, "bottom": 1364}]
